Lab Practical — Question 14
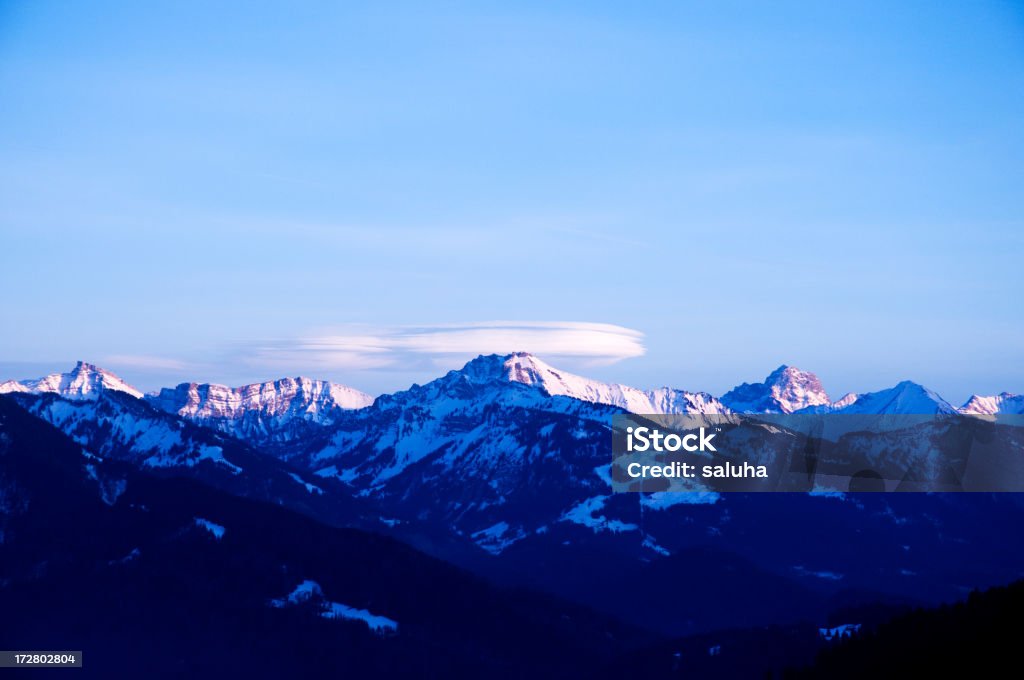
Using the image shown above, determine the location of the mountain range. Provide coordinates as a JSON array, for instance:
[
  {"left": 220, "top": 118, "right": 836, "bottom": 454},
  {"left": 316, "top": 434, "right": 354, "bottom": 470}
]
[
  {"left": 147, "top": 376, "right": 373, "bottom": 446},
  {"left": 1, "top": 354, "right": 1017, "bottom": 416},
  {"left": 2, "top": 354, "right": 1023, "bottom": 675},
  {"left": 0, "top": 397, "right": 641, "bottom": 678}
]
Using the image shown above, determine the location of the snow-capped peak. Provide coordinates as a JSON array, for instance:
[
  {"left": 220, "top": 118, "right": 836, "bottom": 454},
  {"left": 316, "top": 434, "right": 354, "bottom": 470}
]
[
  {"left": 803, "top": 380, "right": 956, "bottom": 415},
  {"left": 0, "top": 361, "right": 142, "bottom": 400},
  {"left": 721, "top": 365, "right": 830, "bottom": 413},
  {"left": 452, "top": 353, "right": 727, "bottom": 414},
  {"left": 145, "top": 376, "right": 373, "bottom": 441},
  {"left": 959, "top": 392, "right": 1024, "bottom": 415}
]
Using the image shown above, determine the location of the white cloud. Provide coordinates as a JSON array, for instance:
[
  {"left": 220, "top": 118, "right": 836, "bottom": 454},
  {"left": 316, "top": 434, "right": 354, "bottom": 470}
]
[{"left": 251, "top": 321, "right": 645, "bottom": 371}]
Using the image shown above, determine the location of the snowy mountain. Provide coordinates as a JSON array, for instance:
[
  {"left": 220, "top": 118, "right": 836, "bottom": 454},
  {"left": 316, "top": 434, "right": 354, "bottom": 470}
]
[
  {"left": 273, "top": 353, "right": 725, "bottom": 561},
  {"left": 146, "top": 377, "right": 373, "bottom": 446},
  {"left": 276, "top": 353, "right": 1014, "bottom": 558},
  {"left": 0, "top": 361, "right": 142, "bottom": 400},
  {"left": 263, "top": 353, "right": 1024, "bottom": 636},
  {"left": 4, "top": 355, "right": 1024, "bottom": 641},
  {"left": 478, "top": 352, "right": 727, "bottom": 414},
  {"left": 0, "top": 397, "right": 639, "bottom": 678},
  {"left": 297, "top": 351, "right": 726, "bottom": 498},
  {"left": 959, "top": 392, "right": 1024, "bottom": 415},
  {"left": 801, "top": 380, "right": 957, "bottom": 415},
  {"left": 6, "top": 389, "right": 371, "bottom": 529},
  {"left": 2, "top": 356, "right": 1001, "bottom": 422},
  {"left": 290, "top": 353, "right": 619, "bottom": 524},
  {"left": 21, "top": 389, "right": 246, "bottom": 471},
  {"left": 720, "top": 365, "right": 830, "bottom": 413}
]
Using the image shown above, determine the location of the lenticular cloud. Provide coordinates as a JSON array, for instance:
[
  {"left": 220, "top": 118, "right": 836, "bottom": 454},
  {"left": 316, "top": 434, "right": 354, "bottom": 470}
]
[{"left": 257, "top": 321, "right": 646, "bottom": 370}]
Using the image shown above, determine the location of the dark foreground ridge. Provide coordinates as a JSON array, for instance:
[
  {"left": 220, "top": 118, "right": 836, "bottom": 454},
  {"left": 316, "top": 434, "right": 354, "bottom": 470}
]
[{"left": 792, "top": 579, "right": 1023, "bottom": 678}]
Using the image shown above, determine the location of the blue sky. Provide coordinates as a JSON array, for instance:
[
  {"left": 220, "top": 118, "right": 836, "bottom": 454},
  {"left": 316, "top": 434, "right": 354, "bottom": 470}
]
[{"left": 1, "top": 0, "right": 1022, "bottom": 403}]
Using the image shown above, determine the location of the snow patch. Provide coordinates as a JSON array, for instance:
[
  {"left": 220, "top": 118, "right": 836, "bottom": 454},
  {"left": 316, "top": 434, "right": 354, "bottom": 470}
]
[
  {"left": 640, "top": 491, "right": 721, "bottom": 509},
  {"left": 288, "top": 472, "right": 323, "bottom": 495},
  {"left": 314, "top": 464, "right": 359, "bottom": 483},
  {"left": 793, "top": 565, "right": 843, "bottom": 581},
  {"left": 471, "top": 521, "right": 527, "bottom": 555},
  {"left": 322, "top": 601, "right": 399, "bottom": 634},
  {"left": 593, "top": 464, "right": 612, "bottom": 486},
  {"left": 808, "top": 488, "right": 847, "bottom": 500},
  {"left": 819, "top": 623, "right": 861, "bottom": 641},
  {"left": 145, "top": 444, "right": 242, "bottom": 475},
  {"left": 560, "top": 496, "right": 638, "bottom": 533},
  {"left": 642, "top": 535, "right": 671, "bottom": 556},
  {"left": 193, "top": 517, "right": 226, "bottom": 539},
  {"left": 269, "top": 580, "right": 398, "bottom": 634}
]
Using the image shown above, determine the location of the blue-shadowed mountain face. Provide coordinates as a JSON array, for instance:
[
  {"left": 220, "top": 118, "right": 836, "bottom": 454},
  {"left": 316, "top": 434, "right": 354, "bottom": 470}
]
[
  {"left": 0, "top": 396, "right": 645, "bottom": 678},
  {"left": 4, "top": 355, "right": 1024, "bottom": 638}
]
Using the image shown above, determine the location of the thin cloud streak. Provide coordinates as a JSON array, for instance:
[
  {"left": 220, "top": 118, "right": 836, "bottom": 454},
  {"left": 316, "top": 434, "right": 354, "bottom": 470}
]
[{"left": 252, "top": 321, "right": 646, "bottom": 372}]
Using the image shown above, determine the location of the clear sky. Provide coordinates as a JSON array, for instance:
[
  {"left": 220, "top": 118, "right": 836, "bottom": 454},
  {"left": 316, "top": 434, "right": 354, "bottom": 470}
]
[{"left": 1, "top": 1, "right": 1022, "bottom": 403}]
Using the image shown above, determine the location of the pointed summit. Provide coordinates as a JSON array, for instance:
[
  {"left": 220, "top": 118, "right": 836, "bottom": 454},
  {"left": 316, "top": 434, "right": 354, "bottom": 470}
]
[
  {"left": 804, "top": 380, "right": 956, "bottom": 415},
  {"left": 721, "top": 365, "right": 830, "bottom": 413},
  {"left": 0, "top": 362, "right": 142, "bottom": 400},
  {"left": 446, "top": 353, "right": 727, "bottom": 414},
  {"left": 959, "top": 392, "right": 1024, "bottom": 415},
  {"left": 455, "top": 352, "right": 541, "bottom": 385}
]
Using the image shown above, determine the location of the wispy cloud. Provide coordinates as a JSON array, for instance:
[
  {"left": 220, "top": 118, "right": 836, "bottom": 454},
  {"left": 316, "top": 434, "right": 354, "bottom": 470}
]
[{"left": 250, "top": 321, "right": 645, "bottom": 372}]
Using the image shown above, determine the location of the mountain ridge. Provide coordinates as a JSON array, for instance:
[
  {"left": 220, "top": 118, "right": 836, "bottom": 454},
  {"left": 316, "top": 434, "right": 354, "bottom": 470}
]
[
  {"left": 1, "top": 355, "right": 1018, "bottom": 415},
  {"left": 0, "top": 361, "right": 143, "bottom": 400},
  {"left": 4, "top": 359, "right": 1024, "bottom": 640},
  {"left": 145, "top": 377, "right": 374, "bottom": 445}
]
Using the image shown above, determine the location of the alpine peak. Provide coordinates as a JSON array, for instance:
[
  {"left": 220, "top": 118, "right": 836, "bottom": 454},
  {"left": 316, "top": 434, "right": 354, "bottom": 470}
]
[
  {"left": 146, "top": 377, "right": 374, "bottom": 428},
  {"left": 451, "top": 353, "right": 728, "bottom": 415},
  {"left": 959, "top": 392, "right": 1024, "bottom": 415},
  {"left": 0, "top": 362, "right": 142, "bottom": 400},
  {"left": 803, "top": 380, "right": 957, "bottom": 415},
  {"left": 721, "top": 365, "right": 830, "bottom": 413}
]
